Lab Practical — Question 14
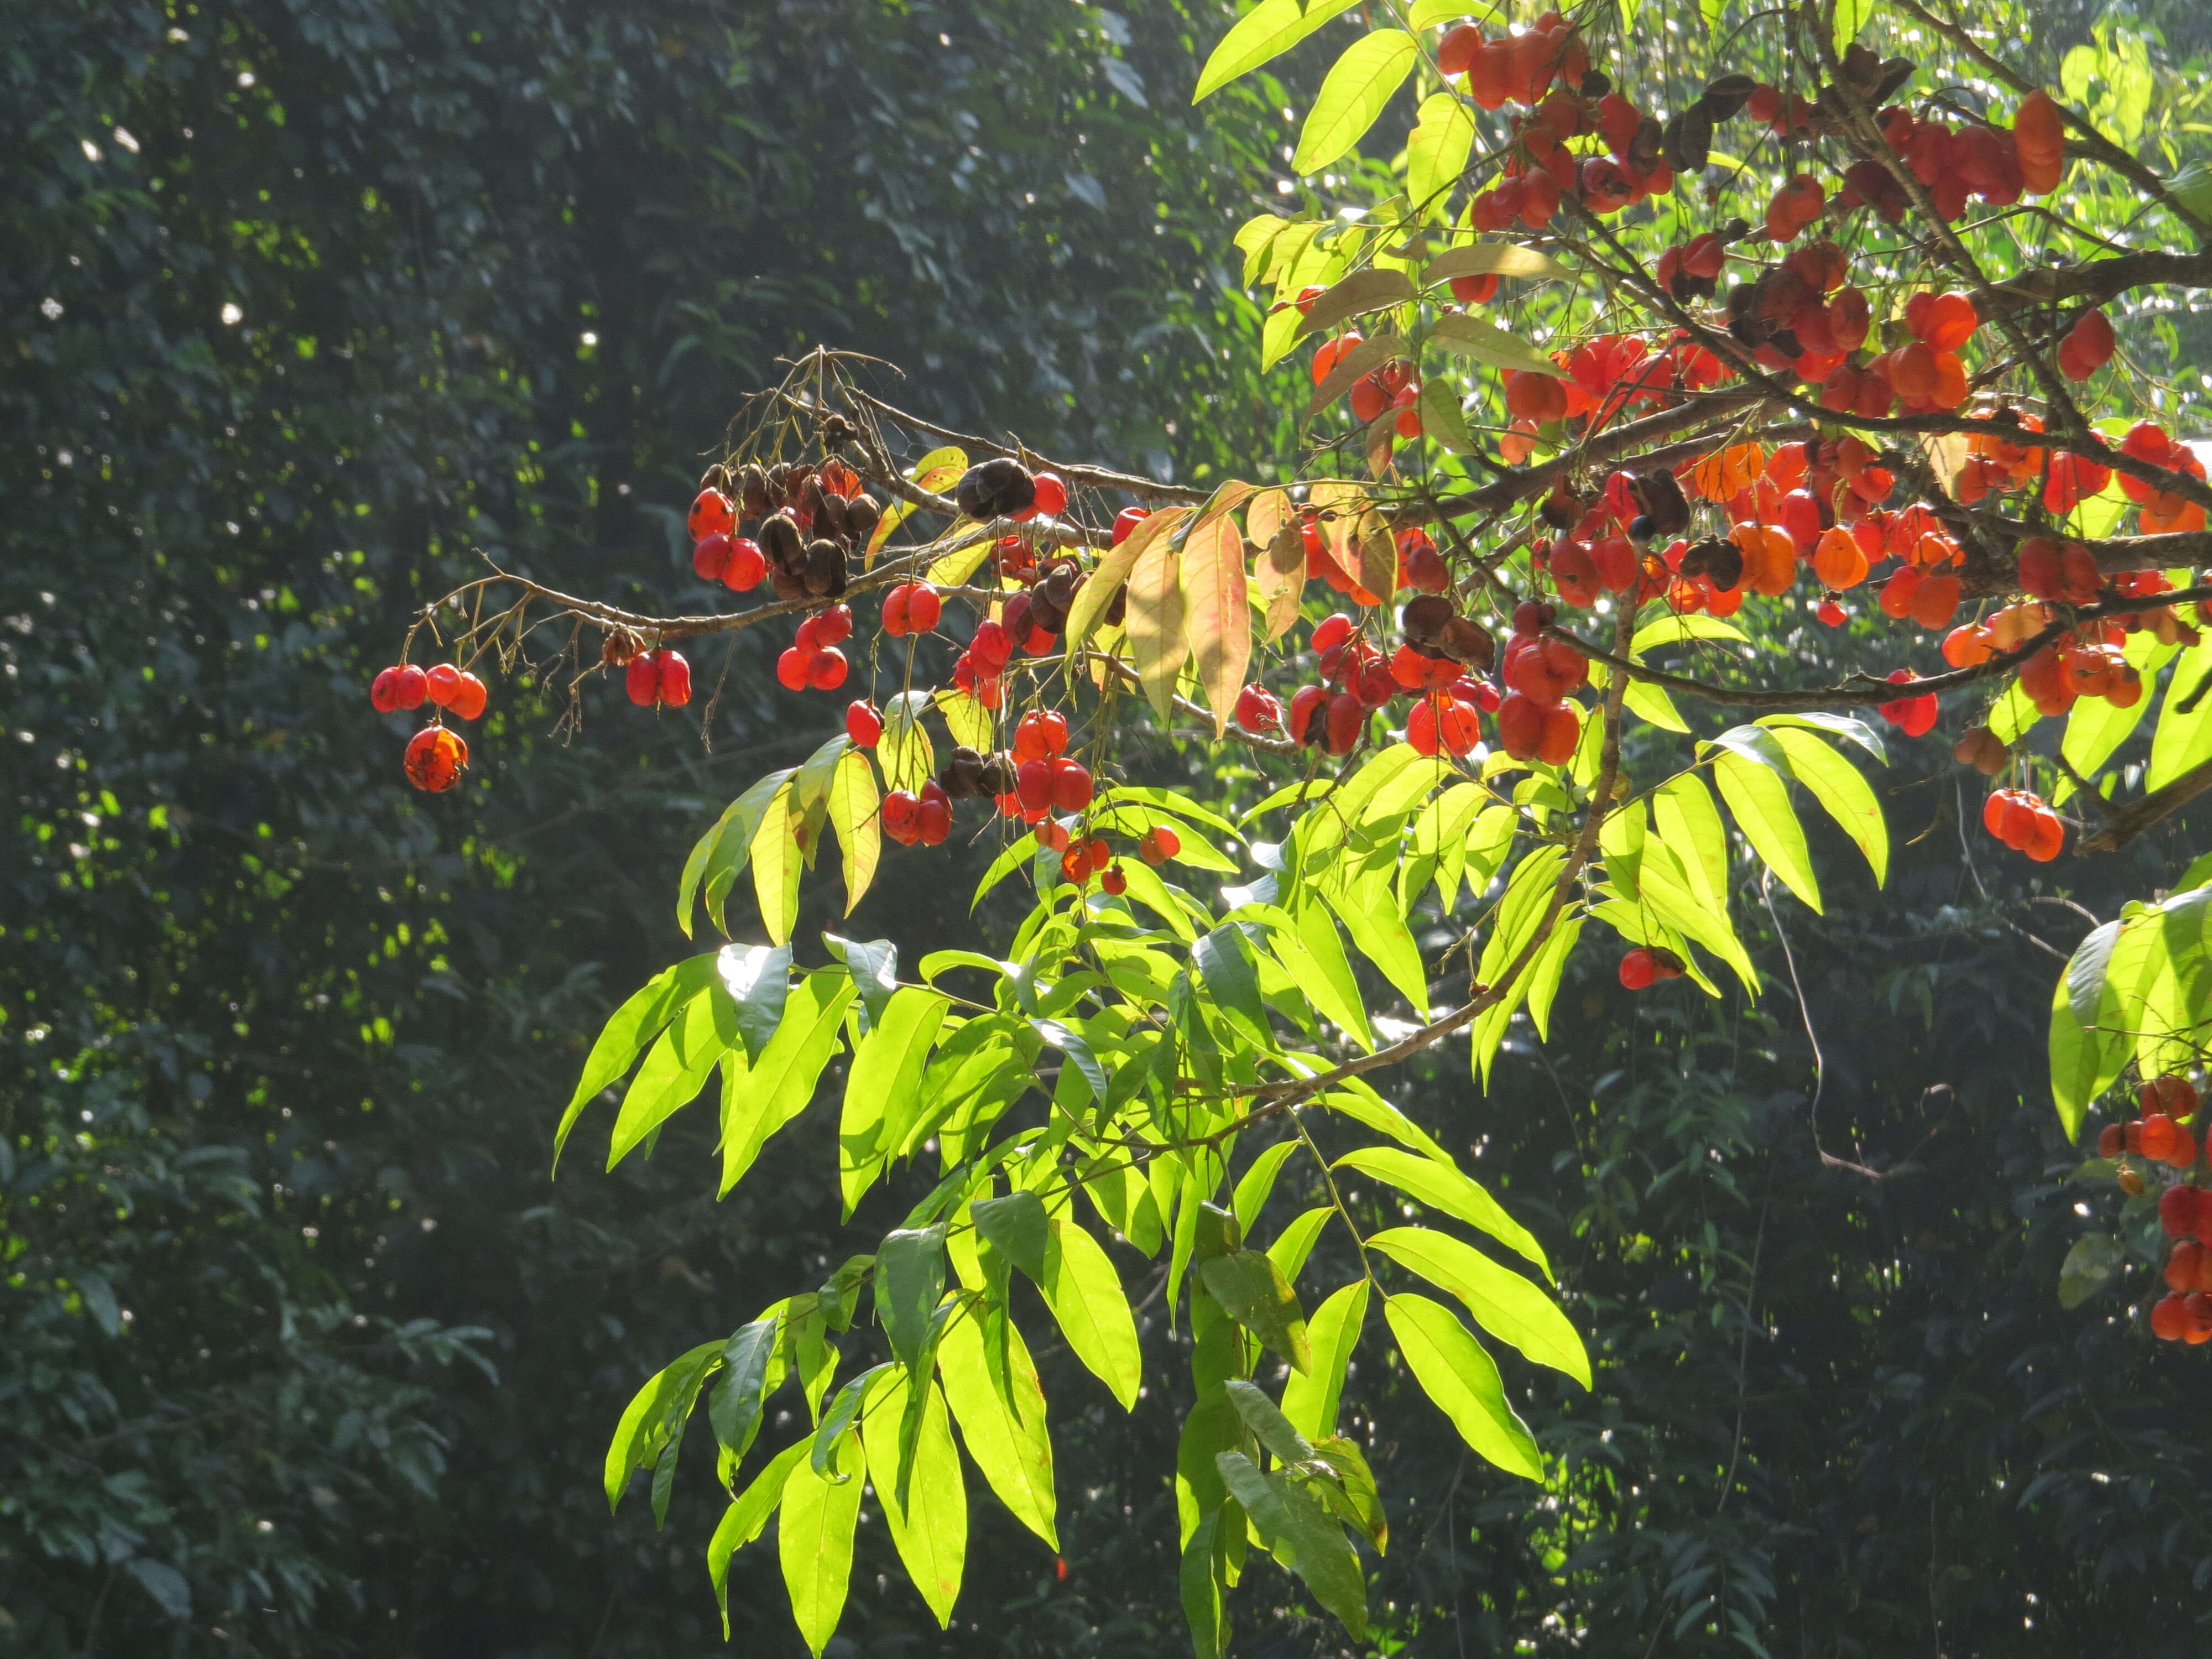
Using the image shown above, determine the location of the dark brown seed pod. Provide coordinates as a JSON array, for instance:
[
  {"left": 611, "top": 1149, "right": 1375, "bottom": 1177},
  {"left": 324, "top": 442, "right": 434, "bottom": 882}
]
[
  {"left": 1577, "top": 69, "right": 1612, "bottom": 101},
  {"left": 1629, "top": 468, "right": 1691, "bottom": 541},
  {"left": 802, "top": 538, "right": 848, "bottom": 598},
  {"left": 601, "top": 626, "right": 644, "bottom": 667},
  {"left": 1001, "top": 592, "right": 1034, "bottom": 643},
  {"left": 1698, "top": 73, "right": 1758, "bottom": 122},
  {"left": 702, "top": 462, "right": 733, "bottom": 494},
  {"left": 977, "top": 755, "right": 1015, "bottom": 797},
  {"left": 818, "top": 411, "right": 858, "bottom": 449},
  {"left": 940, "top": 745, "right": 987, "bottom": 799},
  {"left": 843, "top": 494, "right": 881, "bottom": 548},
  {"left": 1662, "top": 107, "right": 1713, "bottom": 174},
  {"left": 1436, "top": 615, "right": 1496, "bottom": 671},
  {"left": 1872, "top": 58, "right": 1914, "bottom": 104},
  {"left": 1627, "top": 114, "right": 1665, "bottom": 175},
  {"left": 1679, "top": 536, "right": 1744, "bottom": 593},
  {"left": 1104, "top": 585, "right": 1128, "bottom": 628},
  {"left": 1401, "top": 594, "right": 1455, "bottom": 648},
  {"left": 954, "top": 457, "right": 1036, "bottom": 521},
  {"left": 760, "top": 512, "right": 805, "bottom": 572},
  {"left": 770, "top": 565, "right": 807, "bottom": 603},
  {"left": 739, "top": 463, "right": 771, "bottom": 521}
]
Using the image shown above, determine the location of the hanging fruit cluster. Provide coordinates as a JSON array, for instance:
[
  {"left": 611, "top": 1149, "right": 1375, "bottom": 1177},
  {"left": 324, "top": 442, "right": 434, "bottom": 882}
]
[{"left": 2090, "top": 1076, "right": 2212, "bottom": 1342}]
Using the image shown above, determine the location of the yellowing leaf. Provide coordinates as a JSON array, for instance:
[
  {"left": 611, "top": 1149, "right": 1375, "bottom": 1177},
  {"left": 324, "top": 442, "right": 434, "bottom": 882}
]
[
  {"left": 1177, "top": 513, "right": 1251, "bottom": 739},
  {"left": 1126, "top": 517, "right": 1188, "bottom": 722},
  {"left": 750, "top": 780, "right": 802, "bottom": 946},
  {"left": 1293, "top": 30, "right": 1417, "bottom": 175},
  {"left": 1295, "top": 267, "right": 1417, "bottom": 336},
  {"left": 1405, "top": 93, "right": 1475, "bottom": 216},
  {"left": 1065, "top": 506, "right": 1188, "bottom": 654},
  {"left": 827, "top": 749, "right": 880, "bottom": 915},
  {"left": 1420, "top": 242, "right": 1572, "bottom": 287}
]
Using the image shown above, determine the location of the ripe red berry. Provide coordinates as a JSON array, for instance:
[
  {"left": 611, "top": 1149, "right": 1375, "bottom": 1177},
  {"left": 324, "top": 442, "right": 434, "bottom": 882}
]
[
  {"left": 813, "top": 604, "right": 854, "bottom": 647},
  {"left": 1234, "top": 684, "right": 1282, "bottom": 734},
  {"left": 1146, "top": 825, "right": 1179, "bottom": 860},
  {"left": 688, "top": 488, "right": 734, "bottom": 541},
  {"left": 693, "top": 534, "right": 733, "bottom": 583},
  {"left": 807, "top": 648, "right": 848, "bottom": 691},
  {"left": 1014, "top": 709, "right": 1070, "bottom": 761},
  {"left": 1311, "top": 613, "right": 1355, "bottom": 655},
  {"left": 724, "top": 536, "right": 766, "bottom": 591},
  {"left": 883, "top": 585, "right": 912, "bottom": 637},
  {"left": 2159, "top": 1183, "right": 2201, "bottom": 1238},
  {"left": 425, "top": 663, "right": 465, "bottom": 707},
  {"left": 1016, "top": 759, "right": 1054, "bottom": 813},
  {"left": 1101, "top": 864, "right": 1128, "bottom": 896},
  {"left": 1031, "top": 473, "right": 1068, "bottom": 518},
  {"left": 1324, "top": 692, "right": 1363, "bottom": 755},
  {"left": 656, "top": 651, "right": 692, "bottom": 707},
  {"left": 916, "top": 781, "right": 952, "bottom": 847},
  {"left": 1288, "top": 685, "right": 1329, "bottom": 745},
  {"left": 1038, "top": 820, "right": 1071, "bottom": 853},
  {"left": 627, "top": 651, "right": 663, "bottom": 706},
  {"left": 2152, "top": 1294, "right": 2189, "bottom": 1341},
  {"left": 906, "top": 585, "right": 943, "bottom": 633},
  {"left": 1511, "top": 599, "right": 1552, "bottom": 637},
  {"left": 1618, "top": 948, "right": 1658, "bottom": 990},
  {"left": 449, "top": 671, "right": 488, "bottom": 721},
  {"left": 372, "top": 664, "right": 429, "bottom": 713},
  {"left": 2144, "top": 1114, "right": 2179, "bottom": 1160},
  {"left": 972, "top": 620, "right": 1014, "bottom": 673},
  {"left": 2169, "top": 1240, "right": 2205, "bottom": 1293},
  {"left": 2098, "top": 1123, "right": 2126, "bottom": 1159},
  {"left": 1049, "top": 758, "right": 1094, "bottom": 813},
  {"left": 845, "top": 700, "right": 882, "bottom": 747},
  {"left": 1814, "top": 599, "right": 1848, "bottom": 628},
  {"left": 775, "top": 648, "right": 809, "bottom": 691},
  {"left": 882, "top": 789, "right": 921, "bottom": 845},
  {"left": 403, "top": 724, "right": 468, "bottom": 792},
  {"left": 1112, "top": 507, "right": 1149, "bottom": 546}
]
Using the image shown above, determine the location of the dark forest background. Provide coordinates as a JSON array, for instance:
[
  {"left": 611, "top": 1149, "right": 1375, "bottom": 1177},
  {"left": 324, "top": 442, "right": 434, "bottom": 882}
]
[{"left": 6, "top": 3, "right": 2210, "bottom": 1656}]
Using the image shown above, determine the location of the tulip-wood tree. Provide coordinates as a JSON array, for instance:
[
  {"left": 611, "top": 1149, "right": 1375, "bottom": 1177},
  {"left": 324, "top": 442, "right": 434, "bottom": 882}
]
[{"left": 370, "top": 0, "right": 2212, "bottom": 1651}]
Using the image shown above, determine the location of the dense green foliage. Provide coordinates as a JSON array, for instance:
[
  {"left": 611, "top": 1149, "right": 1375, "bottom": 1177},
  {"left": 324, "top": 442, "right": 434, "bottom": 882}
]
[{"left": 6, "top": 2, "right": 2211, "bottom": 1658}]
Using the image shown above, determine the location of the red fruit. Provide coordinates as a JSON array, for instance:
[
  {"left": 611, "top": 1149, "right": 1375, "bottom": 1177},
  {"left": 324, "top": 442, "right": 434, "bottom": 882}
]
[
  {"left": 813, "top": 604, "right": 854, "bottom": 646},
  {"left": 1015, "top": 709, "right": 1070, "bottom": 761},
  {"left": 628, "top": 652, "right": 664, "bottom": 706},
  {"left": 1449, "top": 273, "right": 1499, "bottom": 304},
  {"left": 1288, "top": 685, "right": 1329, "bottom": 745},
  {"left": 2159, "top": 1183, "right": 2201, "bottom": 1238},
  {"left": 1437, "top": 20, "right": 1485, "bottom": 76},
  {"left": 688, "top": 488, "right": 734, "bottom": 541},
  {"left": 2145, "top": 1075, "right": 2203, "bottom": 1119},
  {"left": 1037, "top": 820, "right": 1071, "bottom": 853},
  {"left": 882, "top": 585, "right": 912, "bottom": 636},
  {"left": 2145, "top": 1113, "right": 2179, "bottom": 1160},
  {"left": 1032, "top": 472, "right": 1068, "bottom": 518},
  {"left": 403, "top": 724, "right": 469, "bottom": 792},
  {"left": 1311, "top": 613, "right": 1355, "bottom": 654},
  {"left": 1086, "top": 837, "right": 1112, "bottom": 875},
  {"left": 2059, "top": 308, "right": 2115, "bottom": 380},
  {"left": 372, "top": 664, "right": 422, "bottom": 712},
  {"left": 2153, "top": 1294, "right": 2189, "bottom": 1342},
  {"left": 1917, "top": 291, "right": 1979, "bottom": 352},
  {"left": 971, "top": 620, "right": 1014, "bottom": 672},
  {"left": 1324, "top": 692, "right": 1363, "bottom": 755},
  {"left": 916, "top": 781, "right": 952, "bottom": 847},
  {"left": 724, "top": 537, "right": 766, "bottom": 591},
  {"left": 795, "top": 616, "right": 822, "bottom": 654},
  {"left": 1511, "top": 599, "right": 1552, "bottom": 638},
  {"left": 845, "top": 700, "right": 882, "bottom": 747},
  {"left": 693, "top": 533, "right": 733, "bottom": 582},
  {"left": 1876, "top": 669, "right": 1938, "bottom": 737},
  {"left": 425, "top": 662, "right": 464, "bottom": 707},
  {"left": 655, "top": 651, "right": 692, "bottom": 707},
  {"left": 1112, "top": 507, "right": 1149, "bottom": 546},
  {"left": 1408, "top": 697, "right": 1442, "bottom": 757},
  {"left": 1141, "top": 826, "right": 1180, "bottom": 864},
  {"left": 906, "top": 585, "right": 943, "bottom": 633},
  {"left": 882, "top": 790, "right": 921, "bottom": 844},
  {"left": 2170, "top": 1240, "right": 2205, "bottom": 1293},
  {"left": 1016, "top": 758, "right": 1053, "bottom": 814},
  {"left": 2187, "top": 1291, "right": 2212, "bottom": 1342},
  {"left": 1049, "top": 758, "right": 1094, "bottom": 812},
  {"left": 1537, "top": 702, "right": 1580, "bottom": 765},
  {"left": 1100, "top": 865, "right": 1128, "bottom": 896},
  {"left": 1814, "top": 599, "right": 1848, "bottom": 628},
  {"left": 807, "top": 648, "right": 849, "bottom": 691},
  {"left": 2098, "top": 1123, "right": 2125, "bottom": 1159},
  {"left": 1618, "top": 948, "right": 1658, "bottom": 990},
  {"left": 1496, "top": 692, "right": 1546, "bottom": 760},
  {"left": 775, "top": 648, "right": 809, "bottom": 691},
  {"left": 447, "top": 672, "right": 488, "bottom": 721},
  {"left": 1234, "top": 684, "right": 1282, "bottom": 734},
  {"left": 1436, "top": 697, "right": 1481, "bottom": 756}
]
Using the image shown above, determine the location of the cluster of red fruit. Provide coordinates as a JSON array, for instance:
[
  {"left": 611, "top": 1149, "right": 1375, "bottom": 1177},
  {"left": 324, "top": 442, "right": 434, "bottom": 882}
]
[
  {"left": 1978, "top": 786, "right": 2067, "bottom": 862},
  {"left": 2093, "top": 1074, "right": 2212, "bottom": 1342},
  {"left": 370, "top": 661, "right": 489, "bottom": 793},
  {"left": 775, "top": 603, "right": 854, "bottom": 692},
  {"left": 623, "top": 648, "right": 693, "bottom": 708},
  {"left": 689, "top": 458, "right": 880, "bottom": 602},
  {"left": 1829, "top": 90, "right": 2065, "bottom": 231}
]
